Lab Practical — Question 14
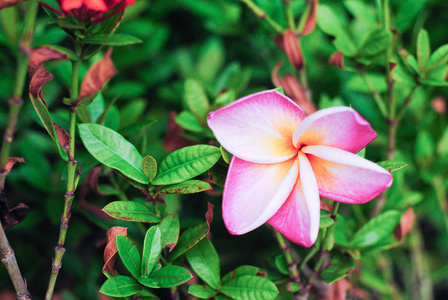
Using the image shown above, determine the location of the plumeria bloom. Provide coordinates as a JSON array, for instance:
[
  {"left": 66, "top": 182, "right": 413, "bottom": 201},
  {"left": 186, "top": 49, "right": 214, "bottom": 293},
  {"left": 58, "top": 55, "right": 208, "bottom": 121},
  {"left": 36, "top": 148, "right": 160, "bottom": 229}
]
[{"left": 207, "top": 90, "right": 393, "bottom": 247}]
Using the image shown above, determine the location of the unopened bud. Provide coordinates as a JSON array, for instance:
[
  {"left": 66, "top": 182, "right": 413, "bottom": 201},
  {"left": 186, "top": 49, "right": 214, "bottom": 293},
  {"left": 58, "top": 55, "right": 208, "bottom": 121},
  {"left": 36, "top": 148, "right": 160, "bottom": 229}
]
[
  {"left": 329, "top": 51, "right": 344, "bottom": 69},
  {"left": 432, "top": 97, "right": 446, "bottom": 114},
  {"left": 283, "top": 30, "right": 304, "bottom": 71}
]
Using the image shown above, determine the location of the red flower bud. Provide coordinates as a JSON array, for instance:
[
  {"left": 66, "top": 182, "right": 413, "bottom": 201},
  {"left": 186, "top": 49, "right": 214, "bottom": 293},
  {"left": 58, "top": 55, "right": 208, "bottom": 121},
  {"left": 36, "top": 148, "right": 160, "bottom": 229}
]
[
  {"left": 283, "top": 30, "right": 304, "bottom": 71},
  {"left": 329, "top": 51, "right": 344, "bottom": 69},
  {"left": 301, "top": 0, "right": 319, "bottom": 36},
  {"left": 431, "top": 97, "right": 446, "bottom": 114}
]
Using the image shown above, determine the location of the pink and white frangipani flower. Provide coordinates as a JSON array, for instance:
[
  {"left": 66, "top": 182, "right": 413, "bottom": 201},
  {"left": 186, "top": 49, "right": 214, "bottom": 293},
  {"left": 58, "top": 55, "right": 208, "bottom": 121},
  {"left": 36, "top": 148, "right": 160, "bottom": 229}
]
[{"left": 207, "top": 90, "right": 393, "bottom": 247}]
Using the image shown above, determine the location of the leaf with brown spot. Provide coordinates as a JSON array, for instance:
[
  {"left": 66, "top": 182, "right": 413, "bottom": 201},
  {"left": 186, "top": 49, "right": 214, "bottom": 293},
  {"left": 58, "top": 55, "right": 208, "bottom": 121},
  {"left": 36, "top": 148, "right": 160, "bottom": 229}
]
[
  {"left": 29, "top": 64, "right": 54, "bottom": 106},
  {"left": 205, "top": 202, "right": 214, "bottom": 235},
  {"left": 53, "top": 122, "right": 70, "bottom": 153},
  {"left": 103, "top": 226, "right": 127, "bottom": 276},
  {"left": 2, "top": 157, "right": 25, "bottom": 175},
  {"left": 394, "top": 207, "right": 416, "bottom": 243},
  {"left": 301, "top": 0, "right": 319, "bottom": 35},
  {"left": 0, "top": 0, "right": 24, "bottom": 10},
  {"left": 80, "top": 49, "right": 117, "bottom": 99},
  {"left": 0, "top": 195, "right": 29, "bottom": 230}
]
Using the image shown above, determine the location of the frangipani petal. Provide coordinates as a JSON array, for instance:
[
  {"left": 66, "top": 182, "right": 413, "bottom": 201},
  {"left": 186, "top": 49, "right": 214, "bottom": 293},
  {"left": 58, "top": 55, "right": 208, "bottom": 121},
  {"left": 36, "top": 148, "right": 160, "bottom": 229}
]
[
  {"left": 61, "top": 0, "right": 83, "bottom": 11},
  {"left": 223, "top": 156, "right": 299, "bottom": 235},
  {"left": 303, "top": 145, "right": 393, "bottom": 204},
  {"left": 268, "top": 153, "right": 320, "bottom": 247},
  {"left": 293, "top": 107, "right": 377, "bottom": 153},
  {"left": 208, "top": 90, "right": 305, "bottom": 164}
]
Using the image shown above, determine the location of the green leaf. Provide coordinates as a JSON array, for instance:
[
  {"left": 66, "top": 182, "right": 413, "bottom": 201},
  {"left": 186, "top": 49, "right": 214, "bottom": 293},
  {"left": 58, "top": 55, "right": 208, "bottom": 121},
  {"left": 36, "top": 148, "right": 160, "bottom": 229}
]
[
  {"left": 158, "top": 214, "right": 180, "bottom": 251},
  {"left": 208, "top": 159, "right": 228, "bottom": 188},
  {"left": 175, "top": 111, "right": 203, "bottom": 133},
  {"left": 184, "top": 78, "right": 210, "bottom": 123},
  {"left": 142, "top": 155, "right": 157, "bottom": 182},
  {"left": 78, "top": 123, "right": 149, "bottom": 184},
  {"left": 358, "top": 27, "right": 392, "bottom": 57},
  {"left": 417, "top": 29, "right": 431, "bottom": 71},
  {"left": 149, "top": 265, "right": 192, "bottom": 288},
  {"left": 426, "top": 44, "right": 448, "bottom": 71},
  {"left": 219, "top": 275, "right": 279, "bottom": 300},
  {"left": 137, "top": 276, "right": 159, "bottom": 288},
  {"left": 103, "top": 201, "right": 160, "bottom": 223},
  {"left": 29, "top": 95, "right": 69, "bottom": 161},
  {"left": 319, "top": 216, "right": 335, "bottom": 228},
  {"left": 346, "top": 73, "right": 388, "bottom": 93},
  {"left": 169, "top": 222, "right": 209, "bottom": 262},
  {"left": 214, "top": 90, "right": 235, "bottom": 108},
  {"left": 221, "top": 266, "right": 264, "bottom": 283},
  {"left": 321, "top": 253, "right": 356, "bottom": 284},
  {"left": 274, "top": 255, "right": 288, "bottom": 275},
  {"left": 81, "top": 34, "right": 143, "bottom": 46},
  {"left": 116, "top": 235, "right": 141, "bottom": 279},
  {"left": 317, "top": 5, "right": 357, "bottom": 56},
  {"left": 152, "top": 145, "right": 221, "bottom": 185},
  {"left": 156, "top": 180, "right": 212, "bottom": 196},
  {"left": 188, "top": 284, "right": 217, "bottom": 299},
  {"left": 376, "top": 161, "right": 408, "bottom": 172},
  {"left": 39, "top": 44, "right": 79, "bottom": 61},
  {"left": 141, "top": 226, "right": 162, "bottom": 277},
  {"left": 349, "top": 210, "right": 402, "bottom": 249},
  {"left": 186, "top": 237, "right": 220, "bottom": 288},
  {"left": 415, "top": 130, "right": 435, "bottom": 164},
  {"left": 100, "top": 276, "right": 141, "bottom": 297},
  {"left": 220, "top": 146, "right": 232, "bottom": 164}
]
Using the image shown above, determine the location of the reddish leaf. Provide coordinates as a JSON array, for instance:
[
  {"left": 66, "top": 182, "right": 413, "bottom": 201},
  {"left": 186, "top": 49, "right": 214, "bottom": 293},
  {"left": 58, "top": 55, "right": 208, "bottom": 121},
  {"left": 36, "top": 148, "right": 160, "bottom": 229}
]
[
  {"left": 205, "top": 202, "right": 214, "bottom": 235},
  {"left": 80, "top": 49, "right": 117, "bottom": 99},
  {"left": 28, "top": 64, "right": 54, "bottom": 106},
  {"left": 0, "top": 0, "right": 24, "bottom": 9},
  {"left": 329, "top": 51, "right": 344, "bottom": 69},
  {"left": 2, "top": 157, "right": 25, "bottom": 175},
  {"left": 394, "top": 207, "right": 416, "bottom": 243},
  {"left": 53, "top": 122, "right": 70, "bottom": 153},
  {"left": 164, "top": 111, "right": 196, "bottom": 152},
  {"left": 283, "top": 30, "right": 304, "bottom": 71},
  {"left": 0, "top": 195, "right": 29, "bottom": 230},
  {"left": 301, "top": 0, "right": 319, "bottom": 35},
  {"left": 320, "top": 199, "right": 333, "bottom": 212},
  {"left": 389, "top": 61, "right": 397, "bottom": 80},
  {"left": 318, "top": 278, "right": 350, "bottom": 300},
  {"left": 29, "top": 46, "right": 69, "bottom": 72},
  {"left": 102, "top": 226, "right": 127, "bottom": 276}
]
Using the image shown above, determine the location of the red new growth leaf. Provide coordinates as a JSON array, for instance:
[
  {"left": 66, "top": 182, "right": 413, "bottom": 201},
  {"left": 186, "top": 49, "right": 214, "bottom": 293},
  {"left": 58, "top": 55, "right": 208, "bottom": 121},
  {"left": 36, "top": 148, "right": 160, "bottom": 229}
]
[
  {"left": 80, "top": 49, "right": 117, "bottom": 99},
  {"left": 102, "top": 226, "right": 127, "bottom": 276},
  {"left": 301, "top": 0, "right": 319, "bottom": 35},
  {"left": 205, "top": 202, "right": 214, "bottom": 235},
  {"left": 394, "top": 207, "right": 416, "bottom": 243},
  {"left": 283, "top": 30, "right": 304, "bottom": 71},
  {"left": 0, "top": 0, "right": 24, "bottom": 9},
  {"left": 164, "top": 111, "right": 196, "bottom": 152},
  {"left": 53, "top": 123, "right": 70, "bottom": 153},
  {"left": 2, "top": 157, "right": 25, "bottom": 175},
  {"left": 329, "top": 51, "right": 344, "bottom": 69}
]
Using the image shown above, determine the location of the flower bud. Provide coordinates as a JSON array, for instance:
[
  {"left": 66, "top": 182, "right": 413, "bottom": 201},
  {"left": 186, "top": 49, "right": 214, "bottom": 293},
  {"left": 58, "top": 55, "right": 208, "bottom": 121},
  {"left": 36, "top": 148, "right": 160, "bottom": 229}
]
[
  {"left": 283, "top": 30, "right": 304, "bottom": 71},
  {"left": 329, "top": 51, "right": 344, "bottom": 69}
]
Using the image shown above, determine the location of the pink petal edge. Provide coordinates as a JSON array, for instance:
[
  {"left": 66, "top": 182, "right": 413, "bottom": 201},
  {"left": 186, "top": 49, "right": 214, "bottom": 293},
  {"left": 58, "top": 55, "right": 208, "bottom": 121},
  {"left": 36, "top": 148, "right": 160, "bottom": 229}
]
[
  {"left": 303, "top": 145, "right": 393, "bottom": 204},
  {"left": 207, "top": 90, "right": 305, "bottom": 164},
  {"left": 293, "top": 107, "right": 377, "bottom": 153},
  {"left": 268, "top": 152, "right": 320, "bottom": 247},
  {"left": 223, "top": 156, "right": 299, "bottom": 235}
]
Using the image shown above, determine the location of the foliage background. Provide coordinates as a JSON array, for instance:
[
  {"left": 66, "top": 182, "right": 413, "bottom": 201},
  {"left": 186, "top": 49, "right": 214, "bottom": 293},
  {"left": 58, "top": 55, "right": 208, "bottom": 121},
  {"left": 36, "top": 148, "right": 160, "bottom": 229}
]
[{"left": 0, "top": 0, "right": 448, "bottom": 299}]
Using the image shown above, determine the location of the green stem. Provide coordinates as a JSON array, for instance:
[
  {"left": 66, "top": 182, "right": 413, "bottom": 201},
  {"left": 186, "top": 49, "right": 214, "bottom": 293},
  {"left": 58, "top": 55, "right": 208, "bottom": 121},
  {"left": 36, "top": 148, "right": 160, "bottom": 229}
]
[
  {"left": 358, "top": 69, "right": 388, "bottom": 118},
  {"left": 240, "top": 0, "right": 284, "bottom": 34},
  {"left": 283, "top": 0, "right": 296, "bottom": 32},
  {"left": 273, "top": 229, "right": 302, "bottom": 287},
  {"left": 45, "top": 44, "right": 82, "bottom": 300},
  {"left": 0, "top": 0, "right": 39, "bottom": 191},
  {"left": 296, "top": 0, "right": 312, "bottom": 33}
]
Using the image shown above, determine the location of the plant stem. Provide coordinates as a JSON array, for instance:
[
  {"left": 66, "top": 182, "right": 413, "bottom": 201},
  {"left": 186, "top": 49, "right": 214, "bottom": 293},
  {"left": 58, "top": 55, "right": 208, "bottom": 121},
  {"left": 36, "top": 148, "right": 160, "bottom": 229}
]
[
  {"left": 296, "top": 0, "right": 312, "bottom": 33},
  {"left": 45, "top": 44, "right": 82, "bottom": 300},
  {"left": 273, "top": 229, "right": 301, "bottom": 283},
  {"left": 282, "top": 0, "right": 295, "bottom": 32},
  {"left": 240, "top": 0, "right": 284, "bottom": 34},
  {"left": 0, "top": 0, "right": 38, "bottom": 191},
  {"left": 358, "top": 69, "right": 388, "bottom": 118}
]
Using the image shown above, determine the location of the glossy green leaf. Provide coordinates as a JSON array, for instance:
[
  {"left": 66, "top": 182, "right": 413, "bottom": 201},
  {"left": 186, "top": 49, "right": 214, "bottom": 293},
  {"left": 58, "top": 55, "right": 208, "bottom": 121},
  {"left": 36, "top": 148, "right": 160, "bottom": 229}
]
[
  {"left": 169, "top": 222, "right": 208, "bottom": 262},
  {"left": 186, "top": 237, "right": 220, "bottom": 288},
  {"left": 214, "top": 90, "right": 235, "bottom": 108},
  {"left": 274, "top": 255, "right": 288, "bottom": 275},
  {"left": 349, "top": 210, "right": 402, "bottom": 249},
  {"left": 100, "top": 275, "right": 141, "bottom": 297},
  {"left": 376, "top": 161, "right": 408, "bottom": 172},
  {"left": 175, "top": 111, "right": 203, "bottom": 133},
  {"left": 141, "top": 226, "right": 162, "bottom": 277},
  {"left": 426, "top": 44, "right": 448, "bottom": 71},
  {"left": 220, "top": 146, "right": 232, "bottom": 164},
  {"left": 29, "top": 95, "right": 69, "bottom": 161},
  {"left": 188, "top": 284, "right": 217, "bottom": 299},
  {"left": 116, "top": 235, "right": 141, "bottom": 279},
  {"left": 184, "top": 78, "right": 210, "bottom": 123},
  {"left": 158, "top": 214, "right": 180, "bottom": 251},
  {"left": 81, "top": 34, "right": 143, "bottom": 46},
  {"left": 103, "top": 201, "right": 160, "bottom": 223},
  {"left": 417, "top": 29, "right": 430, "bottom": 71},
  {"left": 208, "top": 159, "right": 228, "bottom": 188},
  {"left": 149, "top": 265, "right": 192, "bottom": 287},
  {"left": 142, "top": 155, "right": 157, "bottom": 182},
  {"left": 358, "top": 27, "right": 392, "bottom": 57},
  {"left": 219, "top": 275, "right": 279, "bottom": 300},
  {"left": 221, "top": 265, "right": 264, "bottom": 283},
  {"left": 78, "top": 123, "right": 149, "bottom": 184},
  {"left": 319, "top": 216, "right": 335, "bottom": 228},
  {"left": 152, "top": 145, "right": 221, "bottom": 185},
  {"left": 156, "top": 180, "right": 212, "bottom": 196},
  {"left": 137, "top": 276, "right": 159, "bottom": 288},
  {"left": 321, "top": 253, "right": 356, "bottom": 284}
]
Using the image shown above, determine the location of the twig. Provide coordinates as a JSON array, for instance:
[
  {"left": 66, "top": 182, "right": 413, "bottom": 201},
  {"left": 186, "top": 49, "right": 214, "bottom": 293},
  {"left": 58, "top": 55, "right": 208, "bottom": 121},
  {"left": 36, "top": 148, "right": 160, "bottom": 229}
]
[{"left": 240, "top": 0, "right": 283, "bottom": 34}]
